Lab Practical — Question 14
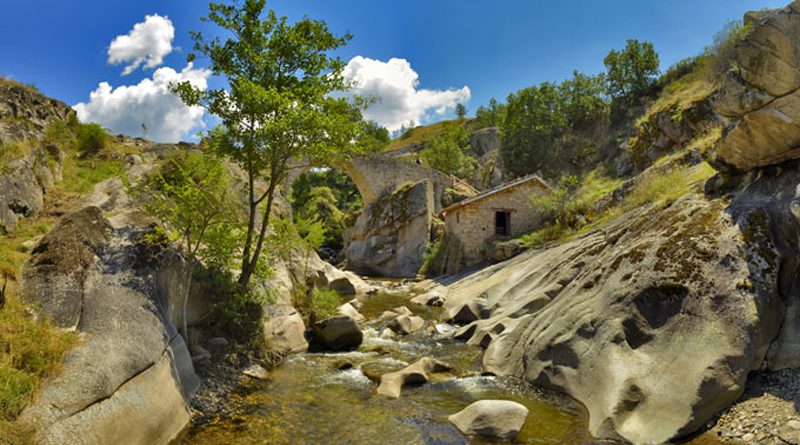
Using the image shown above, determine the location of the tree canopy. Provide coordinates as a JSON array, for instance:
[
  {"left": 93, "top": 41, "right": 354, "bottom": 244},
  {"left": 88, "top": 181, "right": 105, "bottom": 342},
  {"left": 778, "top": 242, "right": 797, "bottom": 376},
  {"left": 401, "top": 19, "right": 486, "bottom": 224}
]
[
  {"left": 172, "top": 0, "right": 366, "bottom": 287},
  {"left": 603, "top": 39, "right": 660, "bottom": 98}
]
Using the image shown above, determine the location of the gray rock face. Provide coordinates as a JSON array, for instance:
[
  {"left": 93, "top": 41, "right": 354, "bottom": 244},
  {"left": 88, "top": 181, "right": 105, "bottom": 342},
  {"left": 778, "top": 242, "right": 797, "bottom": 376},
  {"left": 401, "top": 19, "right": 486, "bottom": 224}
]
[
  {"left": 19, "top": 204, "right": 199, "bottom": 445},
  {"left": 309, "top": 315, "right": 363, "bottom": 352},
  {"left": 345, "top": 179, "right": 435, "bottom": 278},
  {"left": 0, "top": 144, "right": 63, "bottom": 233},
  {"left": 443, "top": 182, "right": 800, "bottom": 444},
  {"left": 468, "top": 127, "right": 501, "bottom": 158},
  {"left": 713, "top": 2, "right": 800, "bottom": 172},
  {"left": 0, "top": 78, "right": 73, "bottom": 145},
  {"left": 448, "top": 400, "right": 529, "bottom": 440}
]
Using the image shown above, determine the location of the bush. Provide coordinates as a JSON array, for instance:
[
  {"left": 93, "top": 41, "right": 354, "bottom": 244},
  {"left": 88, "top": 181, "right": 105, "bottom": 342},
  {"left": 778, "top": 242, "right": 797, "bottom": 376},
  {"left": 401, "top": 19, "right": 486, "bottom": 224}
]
[
  {"left": 76, "top": 123, "right": 110, "bottom": 157},
  {"left": 708, "top": 19, "right": 751, "bottom": 77}
]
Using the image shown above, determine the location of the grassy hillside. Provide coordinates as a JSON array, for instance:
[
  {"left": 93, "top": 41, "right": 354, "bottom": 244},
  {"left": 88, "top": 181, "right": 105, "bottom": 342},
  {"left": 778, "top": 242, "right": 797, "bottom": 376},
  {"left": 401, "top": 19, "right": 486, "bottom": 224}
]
[{"left": 385, "top": 118, "right": 477, "bottom": 152}]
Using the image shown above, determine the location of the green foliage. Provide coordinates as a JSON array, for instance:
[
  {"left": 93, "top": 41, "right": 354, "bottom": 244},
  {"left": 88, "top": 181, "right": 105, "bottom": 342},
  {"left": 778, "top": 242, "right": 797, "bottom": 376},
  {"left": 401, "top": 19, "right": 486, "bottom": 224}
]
[
  {"left": 455, "top": 103, "right": 467, "bottom": 120},
  {"left": 290, "top": 169, "right": 362, "bottom": 252},
  {"left": 360, "top": 121, "right": 390, "bottom": 152},
  {"left": 603, "top": 39, "right": 660, "bottom": 98},
  {"left": 419, "top": 122, "right": 475, "bottom": 177},
  {"left": 307, "top": 288, "right": 341, "bottom": 320},
  {"left": 173, "top": 0, "right": 365, "bottom": 287},
  {"left": 474, "top": 97, "right": 506, "bottom": 129},
  {"left": 530, "top": 175, "right": 579, "bottom": 227},
  {"left": 75, "top": 123, "right": 111, "bottom": 158},
  {"left": 500, "top": 70, "right": 609, "bottom": 178}
]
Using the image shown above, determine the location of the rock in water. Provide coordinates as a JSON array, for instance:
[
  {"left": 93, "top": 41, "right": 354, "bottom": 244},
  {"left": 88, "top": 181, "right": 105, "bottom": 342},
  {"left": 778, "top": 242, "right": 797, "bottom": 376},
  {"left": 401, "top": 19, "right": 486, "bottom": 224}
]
[
  {"left": 243, "top": 364, "right": 270, "bottom": 380},
  {"left": 448, "top": 400, "right": 529, "bottom": 440},
  {"left": 377, "top": 357, "right": 452, "bottom": 398},
  {"left": 387, "top": 314, "right": 426, "bottom": 335},
  {"left": 309, "top": 316, "right": 363, "bottom": 352},
  {"left": 338, "top": 301, "right": 366, "bottom": 322}
]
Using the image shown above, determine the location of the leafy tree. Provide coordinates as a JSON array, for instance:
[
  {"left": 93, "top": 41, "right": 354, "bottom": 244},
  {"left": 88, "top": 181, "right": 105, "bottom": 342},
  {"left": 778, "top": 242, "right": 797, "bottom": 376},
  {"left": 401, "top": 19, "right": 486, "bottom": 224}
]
[
  {"left": 132, "top": 151, "right": 239, "bottom": 342},
  {"left": 501, "top": 82, "right": 568, "bottom": 177},
  {"left": 362, "top": 120, "right": 390, "bottom": 152},
  {"left": 474, "top": 97, "right": 507, "bottom": 129},
  {"left": 455, "top": 103, "right": 467, "bottom": 120},
  {"left": 560, "top": 70, "right": 608, "bottom": 131},
  {"left": 603, "top": 39, "right": 660, "bottom": 98},
  {"left": 530, "top": 174, "right": 579, "bottom": 227},
  {"left": 419, "top": 122, "right": 474, "bottom": 176},
  {"left": 173, "top": 0, "right": 364, "bottom": 288}
]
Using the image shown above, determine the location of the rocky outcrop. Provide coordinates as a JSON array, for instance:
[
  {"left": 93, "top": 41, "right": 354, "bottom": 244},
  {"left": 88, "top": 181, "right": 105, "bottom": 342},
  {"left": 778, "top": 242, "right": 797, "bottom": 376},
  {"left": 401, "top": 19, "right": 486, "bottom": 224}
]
[
  {"left": 0, "top": 78, "right": 73, "bottom": 144},
  {"left": 19, "top": 203, "right": 199, "bottom": 445},
  {"left": 0, "top": 143, "right": 63, "bottom": 233},
  {"left": 713, "top": 2, "right": 800, "bottom": 172},
  {"left": 443, "top": 176, "right": 800, "bottom": 444},
  {"left": 345, "top": 179, "right": 435, "bottom": 278},
  {"left": 448, "top": 400, "right": 529, "bottom": 440},
  {"left": 468, "top": 127, "right": 501, "bottom": 158}
]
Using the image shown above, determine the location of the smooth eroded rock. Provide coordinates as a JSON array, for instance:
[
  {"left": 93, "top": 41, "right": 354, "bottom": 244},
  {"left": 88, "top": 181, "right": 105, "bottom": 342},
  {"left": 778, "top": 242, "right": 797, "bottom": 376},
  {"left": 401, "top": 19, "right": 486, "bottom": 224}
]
[
  {"left": 309, "top": 316, "right": 363, "bottom": 352},
  {"left": 448, "top": 400, "right": 529, "bottom": 440}
]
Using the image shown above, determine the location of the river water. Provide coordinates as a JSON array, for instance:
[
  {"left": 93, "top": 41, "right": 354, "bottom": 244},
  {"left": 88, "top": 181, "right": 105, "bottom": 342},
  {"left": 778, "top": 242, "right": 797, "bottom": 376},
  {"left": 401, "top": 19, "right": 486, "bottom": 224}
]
[{"left": 184, "top": 286, "right": 731, "bottom": 445}]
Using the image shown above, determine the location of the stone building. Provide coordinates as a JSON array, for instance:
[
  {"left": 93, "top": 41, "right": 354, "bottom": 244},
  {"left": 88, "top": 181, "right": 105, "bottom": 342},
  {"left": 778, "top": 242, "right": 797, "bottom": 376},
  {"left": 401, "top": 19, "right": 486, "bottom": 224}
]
[{"left": 441, "top": 175, "right": 550, "bottom": 270}]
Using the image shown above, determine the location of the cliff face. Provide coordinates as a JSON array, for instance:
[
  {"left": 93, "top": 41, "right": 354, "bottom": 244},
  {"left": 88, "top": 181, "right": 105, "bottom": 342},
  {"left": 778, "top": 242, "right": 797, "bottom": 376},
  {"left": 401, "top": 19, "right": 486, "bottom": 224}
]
[{"left": 439, "top": 3, "right": 800, "bottom": 444}]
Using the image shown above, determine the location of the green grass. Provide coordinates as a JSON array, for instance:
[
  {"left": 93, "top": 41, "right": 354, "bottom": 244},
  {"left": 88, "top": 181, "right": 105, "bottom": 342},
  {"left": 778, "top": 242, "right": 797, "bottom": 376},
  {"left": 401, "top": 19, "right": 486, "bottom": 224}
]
[
  {"left": 59, "top": 156, "right": 122, "bottom": 195},
  {"left": 385, "top": 118, "right": 474, "bottom": 152},
  {"left": 520, "top": 160, "right": 717, "bottom": 249},
  {"left": 0, "top": 292, "right": 78, "bottom": 421}
]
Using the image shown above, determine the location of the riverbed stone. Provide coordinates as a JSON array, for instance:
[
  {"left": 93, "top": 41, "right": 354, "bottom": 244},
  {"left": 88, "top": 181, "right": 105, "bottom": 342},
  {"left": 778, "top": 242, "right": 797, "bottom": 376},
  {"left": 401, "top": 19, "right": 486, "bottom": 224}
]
[
  {"left": 338, "top": 301, "right": 366, "bottom": 322},
  {"left": 387, "top": 314, "right": 426, "bottom": 335},
  {"left": 448, "top": 400, "right": 529, "bottom": 440},
  {"left": 263, "top": 305, "right": 309, "bottom": 355},
  {"left": 309, "top": 316, "right": 363, "bottom": 352},
  {"left": 377, "top": 357, "right": 452, "bottom": 398}
]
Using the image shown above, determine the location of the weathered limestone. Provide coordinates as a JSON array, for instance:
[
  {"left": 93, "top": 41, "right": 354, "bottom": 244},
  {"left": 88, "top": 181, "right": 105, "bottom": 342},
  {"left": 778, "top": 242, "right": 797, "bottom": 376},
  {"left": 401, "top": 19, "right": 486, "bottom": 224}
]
[
  {"left": 448, "top": 400, "right": 529, "bottom": 440},
  {"left": 0, "top": 144, "right": 64, "bottom": 233},
  {"left": 263, "top": 305, "right": 309, "bottom": 354},
  {"left": 714, "top": 2, "right": 800, "bottom": 172},
  {"left": 20, "top": 205, "right": 198, "bottom": 445},
  {"left": 345, "top": 179, "right": 435, "bottom": 278},
  {"left": 443, "top": 181, "right": 799, "bottom": 444}
]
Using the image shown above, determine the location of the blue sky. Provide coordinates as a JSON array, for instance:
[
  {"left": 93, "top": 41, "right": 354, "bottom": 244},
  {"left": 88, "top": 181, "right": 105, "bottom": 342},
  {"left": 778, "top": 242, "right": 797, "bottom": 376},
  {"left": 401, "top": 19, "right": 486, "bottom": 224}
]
[{"left": 0, "top": 0, "right": 789, "bottom": 141}]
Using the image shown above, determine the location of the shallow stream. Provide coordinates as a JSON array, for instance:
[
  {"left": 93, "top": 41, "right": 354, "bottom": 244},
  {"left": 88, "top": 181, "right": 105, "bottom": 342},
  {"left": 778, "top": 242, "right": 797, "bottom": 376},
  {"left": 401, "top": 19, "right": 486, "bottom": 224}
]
[{"left": 184, "top": 285, "right": 730, "bottom": 445}]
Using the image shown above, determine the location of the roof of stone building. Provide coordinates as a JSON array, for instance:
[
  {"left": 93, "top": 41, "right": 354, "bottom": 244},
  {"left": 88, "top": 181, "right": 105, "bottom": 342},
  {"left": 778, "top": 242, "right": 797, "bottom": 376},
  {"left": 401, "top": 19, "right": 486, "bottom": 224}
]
[{"left": 441, "top": 174, "right": 551, "bottom": 216}]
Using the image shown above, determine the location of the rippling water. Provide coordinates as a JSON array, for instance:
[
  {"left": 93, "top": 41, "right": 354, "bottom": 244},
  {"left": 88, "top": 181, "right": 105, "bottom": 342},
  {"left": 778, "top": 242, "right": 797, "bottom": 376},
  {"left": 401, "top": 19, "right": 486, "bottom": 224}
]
[{"left": 184, "top": 287, "right": 730, "bottom": 445}]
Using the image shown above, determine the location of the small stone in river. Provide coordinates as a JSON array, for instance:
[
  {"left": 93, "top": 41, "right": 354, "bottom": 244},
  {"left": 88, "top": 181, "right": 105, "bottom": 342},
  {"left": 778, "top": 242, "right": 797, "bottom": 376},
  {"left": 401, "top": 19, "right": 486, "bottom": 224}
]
[
  {"left": 243, "top": 364, "right": 270, "bottom": 380},
  {"left": 741, "top": 433, "right": 754, "bottom": 442},
  {"left": 788, "top": 420, "right": 800, "bottom": 430}
]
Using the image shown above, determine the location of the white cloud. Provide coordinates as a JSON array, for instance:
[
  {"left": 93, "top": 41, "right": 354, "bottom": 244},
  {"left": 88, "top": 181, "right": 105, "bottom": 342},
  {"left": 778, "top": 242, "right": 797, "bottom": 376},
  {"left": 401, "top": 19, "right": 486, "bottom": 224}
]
[
  {"left": 340, "top": 56, "right": 470, "bottom": 132},
  {"left": 74, "top": 63, "right": 210, "bottom": 143},
  {"left": 108, "top": 14, "right": 175, "bottom": 75}
]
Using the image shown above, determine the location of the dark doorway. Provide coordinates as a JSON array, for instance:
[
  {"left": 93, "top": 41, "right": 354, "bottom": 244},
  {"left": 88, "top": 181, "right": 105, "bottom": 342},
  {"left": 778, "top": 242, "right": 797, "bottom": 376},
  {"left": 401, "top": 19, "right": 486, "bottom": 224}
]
[{"left": 495, "top": 211, "right": 510, "bottom": 236}]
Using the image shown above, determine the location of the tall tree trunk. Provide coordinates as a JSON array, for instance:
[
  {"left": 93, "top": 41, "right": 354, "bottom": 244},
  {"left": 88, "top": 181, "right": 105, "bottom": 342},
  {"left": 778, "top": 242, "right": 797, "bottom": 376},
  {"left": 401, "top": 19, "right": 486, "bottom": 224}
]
[
  {"left": 181, "top": 259, "right": 195, "bottom": 347},
  {"left": 238, "top": 181, "right": 277, "bottom": 288}
]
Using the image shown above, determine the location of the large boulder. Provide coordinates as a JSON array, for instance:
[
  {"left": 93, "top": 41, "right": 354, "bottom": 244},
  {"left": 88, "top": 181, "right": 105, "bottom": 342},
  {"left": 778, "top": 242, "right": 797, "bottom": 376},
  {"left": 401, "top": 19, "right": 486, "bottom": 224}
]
[
  {"left": 448, "top": 400, "right": 529, "bottom": 440},
  {"left": 442, "top": 179, "right": 800, "bottom": 444},
  {"left": 308, "top": 316, "right": 363, "bottom": 352},
  {"left": 19, "top": 204, "right": 199, "bottom": 445},
  {"left": 713, "top": 2, "right": 800, "bottom": 172},
  {"left": 468, "top": 127, "right": 501, "bottom": 158},
  {"left": 345, "top": 179, "right": 435, "bottom": 278},
  {"left": 263, "top": 305, "right": 309, "bottom": 354},
  {"left": 377, "top": 357, "right": 452, "bottom": 398}
]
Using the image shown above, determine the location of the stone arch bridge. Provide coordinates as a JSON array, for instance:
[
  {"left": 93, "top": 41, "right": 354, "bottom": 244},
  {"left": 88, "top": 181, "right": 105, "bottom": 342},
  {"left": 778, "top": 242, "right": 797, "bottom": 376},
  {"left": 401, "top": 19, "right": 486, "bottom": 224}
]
[{"left": 286, "top": 152, "right": 454, "bottom": 211}]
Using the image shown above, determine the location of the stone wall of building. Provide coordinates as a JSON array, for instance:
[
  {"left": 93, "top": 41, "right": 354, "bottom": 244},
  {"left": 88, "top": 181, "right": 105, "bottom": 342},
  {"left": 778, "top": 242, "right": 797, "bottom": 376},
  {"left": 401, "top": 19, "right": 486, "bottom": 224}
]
[{"left": 444, "top": 180, "right": 548, "bottom": 268}]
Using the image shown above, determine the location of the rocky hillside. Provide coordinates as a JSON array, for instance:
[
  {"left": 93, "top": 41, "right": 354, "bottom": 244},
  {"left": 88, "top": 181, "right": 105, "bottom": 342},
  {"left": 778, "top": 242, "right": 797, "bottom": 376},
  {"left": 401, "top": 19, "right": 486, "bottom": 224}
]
[{"left": 421, "top": 3, "right": 800, "bottom": 444}]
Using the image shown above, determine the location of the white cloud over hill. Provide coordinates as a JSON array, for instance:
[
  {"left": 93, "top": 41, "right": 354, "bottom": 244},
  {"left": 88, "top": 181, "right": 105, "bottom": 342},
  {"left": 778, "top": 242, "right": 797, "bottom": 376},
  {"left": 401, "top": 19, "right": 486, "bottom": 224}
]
[
  {"left": 340, "top": 56, "right": 470, "bottom": 132},
  {"left": 74, "top": 63, "right": 209, "bottom": 143}
]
